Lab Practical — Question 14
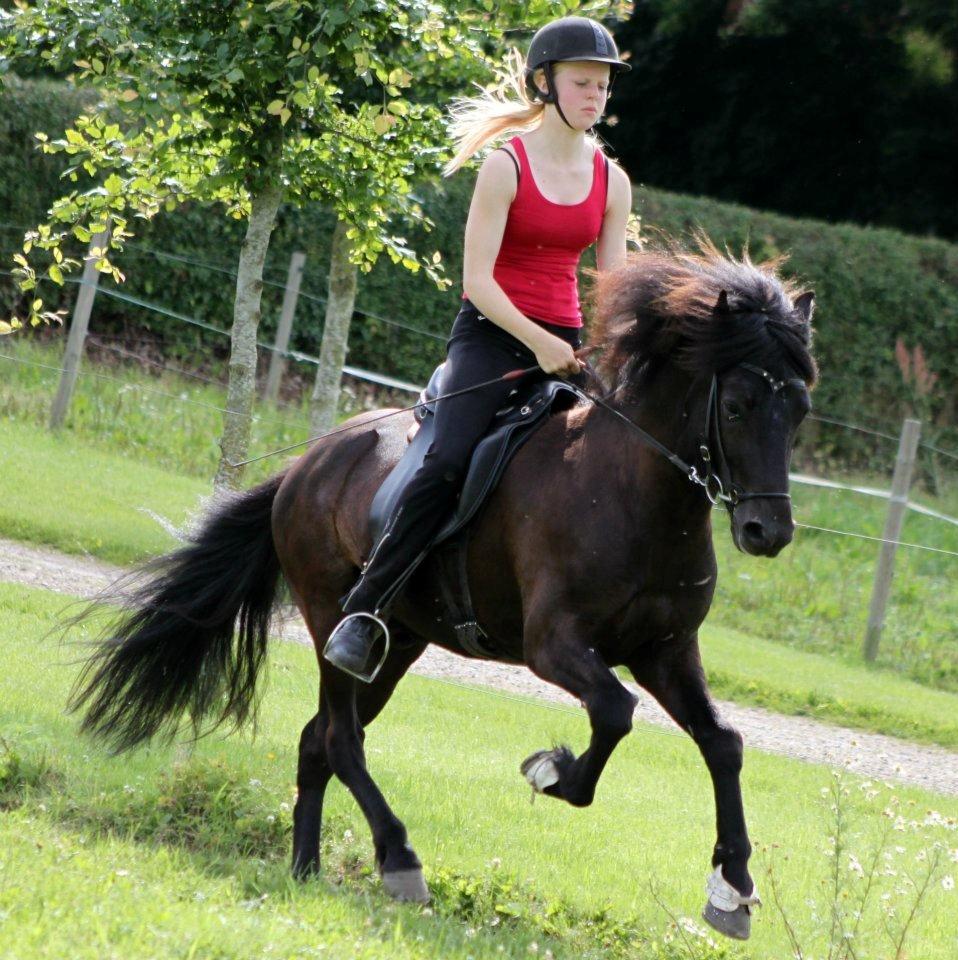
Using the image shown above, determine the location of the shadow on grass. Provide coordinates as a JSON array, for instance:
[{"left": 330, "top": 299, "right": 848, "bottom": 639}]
[{"left": 6, "top": 743, "right": 737, "bottom": 960}]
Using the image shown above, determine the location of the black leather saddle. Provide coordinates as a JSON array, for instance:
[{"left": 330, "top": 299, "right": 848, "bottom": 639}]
[{"left": 367, "top": 363, "right": 581, "bottom": 648}]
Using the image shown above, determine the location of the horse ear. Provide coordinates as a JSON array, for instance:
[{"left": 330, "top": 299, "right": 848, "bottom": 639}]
[
  {"left": 793, "top": 291, "right": 815, "bottom": 323},
  {"left": 713, "top": 290, "right": 731, "bottom": 315}
]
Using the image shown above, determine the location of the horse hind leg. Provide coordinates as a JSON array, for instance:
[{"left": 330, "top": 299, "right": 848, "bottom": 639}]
[
  {"left": 292, "top": 707, "right": 332, "bottom": 879},
  {"left": 295, "top": 596, "right": 428, "bottom": 899},
  {"left": 321, "top": 635, "right": 430, "bottom": 902},
  {"left": 291, "top": 597, "right": 426, "bottom": 885}
]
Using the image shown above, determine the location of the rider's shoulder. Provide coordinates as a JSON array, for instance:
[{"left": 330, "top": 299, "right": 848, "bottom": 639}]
[{"left": 474, "top": 145, "right": 520, "bottom": 201}]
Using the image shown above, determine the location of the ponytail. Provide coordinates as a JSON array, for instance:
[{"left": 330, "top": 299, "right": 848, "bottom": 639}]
[{"left": 442, "top": 49, "right": 544, "bottom": 177}]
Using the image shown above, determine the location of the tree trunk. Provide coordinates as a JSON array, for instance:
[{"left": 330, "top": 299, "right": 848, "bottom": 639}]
[
  {"left": 309, "top": 218, "right": 358, "bottom": 435},
  {"left": 214, "top": 181, "right": 284, "bottom": 491}
]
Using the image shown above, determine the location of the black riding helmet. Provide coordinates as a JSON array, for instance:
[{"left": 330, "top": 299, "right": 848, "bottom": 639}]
[{"left": 524, "top": 17, "right": 631, "bottom": 128}]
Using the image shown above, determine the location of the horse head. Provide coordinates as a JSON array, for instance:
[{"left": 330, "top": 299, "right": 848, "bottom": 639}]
[{"left": 590, "top": 237, "right": 818, "bottom": 557}]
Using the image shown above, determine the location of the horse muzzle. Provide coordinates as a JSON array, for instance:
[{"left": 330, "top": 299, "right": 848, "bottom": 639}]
[{"left": 730, "top": 500, "right": 794, "bottom": 557}]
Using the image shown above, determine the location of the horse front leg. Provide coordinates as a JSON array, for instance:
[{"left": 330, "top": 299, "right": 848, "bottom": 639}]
[
  {"left": 631, "top": 637, "right": 758, "bottom": 941},
  {"left": 521, "top": 612, "right": 638, "bottom": 808}
]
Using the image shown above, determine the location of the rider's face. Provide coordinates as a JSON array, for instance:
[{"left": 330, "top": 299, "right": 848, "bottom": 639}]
[{"left": 542, "top": 62, "right": 611, "bottom": 128}]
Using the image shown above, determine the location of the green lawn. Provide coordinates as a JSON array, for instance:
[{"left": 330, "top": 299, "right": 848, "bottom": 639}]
[
  {"left": 0, "top": 418, "right": 203, "bottom": 565},
  {"left": 2, "top": 336, "right": 957, "bottom": 690},
  {"left": 700, "top": 624, "right": 958, "bottom": 748},
  {"left": 2, "top": 583, "right": 957, "bottom": 960},
  {"left": 4, "top": 405, "right": 958, "bottom": 750}
]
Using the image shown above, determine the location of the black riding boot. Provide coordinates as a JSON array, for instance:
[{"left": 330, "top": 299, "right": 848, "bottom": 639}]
[{"left": 324, "top": 482, "right": 458, "bottom": 681}]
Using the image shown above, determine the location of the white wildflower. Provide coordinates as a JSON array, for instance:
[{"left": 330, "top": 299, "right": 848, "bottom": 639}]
[{"left": 942, "top": 876, "right": 954, "bottom": 891}]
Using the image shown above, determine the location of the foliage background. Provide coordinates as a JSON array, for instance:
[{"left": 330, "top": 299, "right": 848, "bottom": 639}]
[
  {"left": 605, "top": 0, "right": 958, "bottom": 241},
  {"left": 1, "top": 76, "right": 956, "bottom": 472}
]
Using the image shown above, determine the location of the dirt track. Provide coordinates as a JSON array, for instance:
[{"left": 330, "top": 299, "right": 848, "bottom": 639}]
[{"left": 3, "top": 535, "right": 957, "bottom": 798}]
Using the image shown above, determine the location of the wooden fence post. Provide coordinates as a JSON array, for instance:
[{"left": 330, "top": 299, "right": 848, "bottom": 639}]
[
  {"left": 863, "top": 417, "right": 922, "bottom": 662},
  {"left": 49, "top": 230, "right": 109, "bottom": 431},
  {"left": 263, "top": 251, "right": 305, "bottom": 404}
]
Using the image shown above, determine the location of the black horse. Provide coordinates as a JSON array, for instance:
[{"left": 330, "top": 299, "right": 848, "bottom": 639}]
[{"left": 70, "top": 239, "right": 816, "bottom": 940}]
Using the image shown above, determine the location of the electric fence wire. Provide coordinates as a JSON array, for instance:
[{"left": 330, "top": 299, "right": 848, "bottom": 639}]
[
  {"left": 2, "top": 236, "right": 957, "bottom": 459},
  {"left": 84, "top": 335, "right": 315, "bottom": 421},
  {"left": 792, "top": 521, "right": 958, "bottom": 559},
  {"left": 0, "top": 269, "right": 422, "bottom": 394},
  {"left": 0, "top": 220, "right": 448, "bottom": 343},
  {"left": 108, "top": 243, "right": 448, "bottom": 343},
  {"left": 0, "top": 350, "right": 309, "bottom": 432}
]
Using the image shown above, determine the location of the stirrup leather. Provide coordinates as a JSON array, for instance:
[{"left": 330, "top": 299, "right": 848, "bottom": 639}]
[{"left": 323, "top": 612, "right": 391, "bottom": 684}]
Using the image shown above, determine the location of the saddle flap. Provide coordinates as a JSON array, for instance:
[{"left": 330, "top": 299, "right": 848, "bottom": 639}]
[{"left": 369, "top": 370, "right": 581, "bottom": 568}]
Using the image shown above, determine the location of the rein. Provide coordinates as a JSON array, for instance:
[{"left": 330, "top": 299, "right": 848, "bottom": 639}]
[
  {"left": 233, "top": 362, "right": 805, "bottom": 514},
  {"left": 578, "top": 362, "right": 807, "bottom": 512}
]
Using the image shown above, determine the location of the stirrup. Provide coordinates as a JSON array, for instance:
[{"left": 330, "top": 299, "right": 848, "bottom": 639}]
[{"left": 323, "top": 612, "right": 391, "bottom": 684}]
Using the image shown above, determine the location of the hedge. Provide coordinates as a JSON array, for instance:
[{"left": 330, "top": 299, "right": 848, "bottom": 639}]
[{"left": 2, "top": 76, "right": 956, "bottom": 472}]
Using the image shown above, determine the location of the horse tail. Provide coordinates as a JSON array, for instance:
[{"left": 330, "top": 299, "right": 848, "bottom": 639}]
[{"left": 68, "top": 472, "right": 287, "bottom": 753}]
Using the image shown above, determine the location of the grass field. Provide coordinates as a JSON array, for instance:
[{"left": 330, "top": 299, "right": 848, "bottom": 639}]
[
  {"left": 2, "top": 583, "right": 957, "bottom": 960},
  {"left": 2, "top": 336, "right": 956, "bottom": 692},
  {"left": 4, "top": 362, "right": 958, "bottom": 749}
]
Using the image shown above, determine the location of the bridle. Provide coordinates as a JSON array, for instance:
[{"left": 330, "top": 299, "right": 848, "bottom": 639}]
[
  {"left": 580, "top": 362, "right": 808, "bottom": 513},
  {"left": 691, "top": 362, "right": 807, "bottom": 512}
]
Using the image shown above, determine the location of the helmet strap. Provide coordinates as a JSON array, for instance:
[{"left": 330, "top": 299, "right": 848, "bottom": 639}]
[{"left": 543, "top": 62, "right": 576, "bottom": 131}]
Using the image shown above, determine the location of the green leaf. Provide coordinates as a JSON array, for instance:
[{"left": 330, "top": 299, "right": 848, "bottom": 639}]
[
  {"left": 48, "top": 265, "right": 64, "bottom": 285},
  {"left": 307, "top": 65, "right": 320, "bottom": 83},
  {"left": 267, "top": 100, "right": 284, "bottom": 115},
  {"left": 280, "top": 108, "right": 292, "bottom": 125},
  {"left": 104, "top": 173, "right": 124, "bottom": 195},
  {"left": 91, "top": 58, "right": 104, "bottom": 74}
]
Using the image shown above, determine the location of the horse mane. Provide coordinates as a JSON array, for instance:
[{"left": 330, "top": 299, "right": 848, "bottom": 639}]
[{"left": 587, "top": 235, "right": 818, "bottom": 390}]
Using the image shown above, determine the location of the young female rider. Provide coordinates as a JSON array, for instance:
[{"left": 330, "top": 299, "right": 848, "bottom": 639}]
[{"left": 324, "top": 16, "right": 633, "bottom": 681}]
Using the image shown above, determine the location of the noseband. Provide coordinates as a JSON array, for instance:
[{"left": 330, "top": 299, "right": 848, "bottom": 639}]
[
  {"left": 691, "top": 363, "right": 807, "bottom": 513},
  {"left": 582, "top": 362, "right": 807, "bottom": 513}
]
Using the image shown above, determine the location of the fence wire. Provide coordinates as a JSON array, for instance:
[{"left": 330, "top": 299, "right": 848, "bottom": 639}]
[
  {"left": 0, "top": 350, "right": 309, "bottom": 431},
  {"left": 2, "top": 225, "right": 957, "bottom": 460}
]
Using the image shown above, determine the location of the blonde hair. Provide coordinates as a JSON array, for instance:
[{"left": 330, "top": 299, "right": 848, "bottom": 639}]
[
  {"left": 443, "top": 51, "right": 607, "bottom": 177},
  {"left": 442, "top": 49, "right": 545, "bottom": 177}
]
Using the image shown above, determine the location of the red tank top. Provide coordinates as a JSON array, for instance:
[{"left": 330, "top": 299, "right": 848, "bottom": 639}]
[{"left": 479, "top": 136, "right": 608, "bottom": 328}]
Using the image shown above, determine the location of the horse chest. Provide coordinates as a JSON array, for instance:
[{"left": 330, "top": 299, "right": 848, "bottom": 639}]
[{"left": 618, "top": 575, "right": 716, "bottom": 644}]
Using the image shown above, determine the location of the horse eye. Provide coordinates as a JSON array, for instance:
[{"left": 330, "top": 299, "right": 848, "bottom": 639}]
[{"left": 723, "top": 400, "right": 743, "bottom": 422}]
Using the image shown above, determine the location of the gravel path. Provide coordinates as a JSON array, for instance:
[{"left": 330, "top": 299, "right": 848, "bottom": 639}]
[{"left": 3, "top": 537, "right": 957, "bottom": 798}]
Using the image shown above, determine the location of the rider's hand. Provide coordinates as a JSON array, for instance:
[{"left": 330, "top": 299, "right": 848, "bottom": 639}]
[{"left": 533, "top": 333, "right": 583, "bottom": 377}]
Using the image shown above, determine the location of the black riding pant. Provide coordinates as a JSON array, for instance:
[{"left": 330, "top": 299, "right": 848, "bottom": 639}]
[{"left": 342, "top": 299, "right": 581, "bottom": 614}]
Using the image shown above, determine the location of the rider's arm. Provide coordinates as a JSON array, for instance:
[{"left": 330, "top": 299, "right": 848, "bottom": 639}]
[
  {"left": 462, "top": 151, "right": 578, "bottom": 374},
  {"left": 594, "top": 161, "right": 632, "bottom": 274}
]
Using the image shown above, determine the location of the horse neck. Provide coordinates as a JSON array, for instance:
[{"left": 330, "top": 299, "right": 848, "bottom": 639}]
[{"left": 583, "top": 362, "right": 713, "bottom": 529}]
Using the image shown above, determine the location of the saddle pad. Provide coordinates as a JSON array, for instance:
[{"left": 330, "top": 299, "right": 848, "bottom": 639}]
[{"left": 369, "top": 375, "right": 580, "bottom": 551}]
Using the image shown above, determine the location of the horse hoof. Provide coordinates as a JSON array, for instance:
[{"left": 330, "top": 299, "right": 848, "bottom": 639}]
[
  {"left": 382, "top": 868, "right": 430, "bottom": 903},
  {"left": 702, "top": 901, "right": 752, "bottom": 940},
  {"left": 520, "top": 750, "right": 560, "bottom": 792}
]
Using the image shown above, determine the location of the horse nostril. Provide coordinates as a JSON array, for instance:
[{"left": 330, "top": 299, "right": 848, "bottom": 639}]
[{"left": 743, "top": 520, "right": 765, "bottom": 545}]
